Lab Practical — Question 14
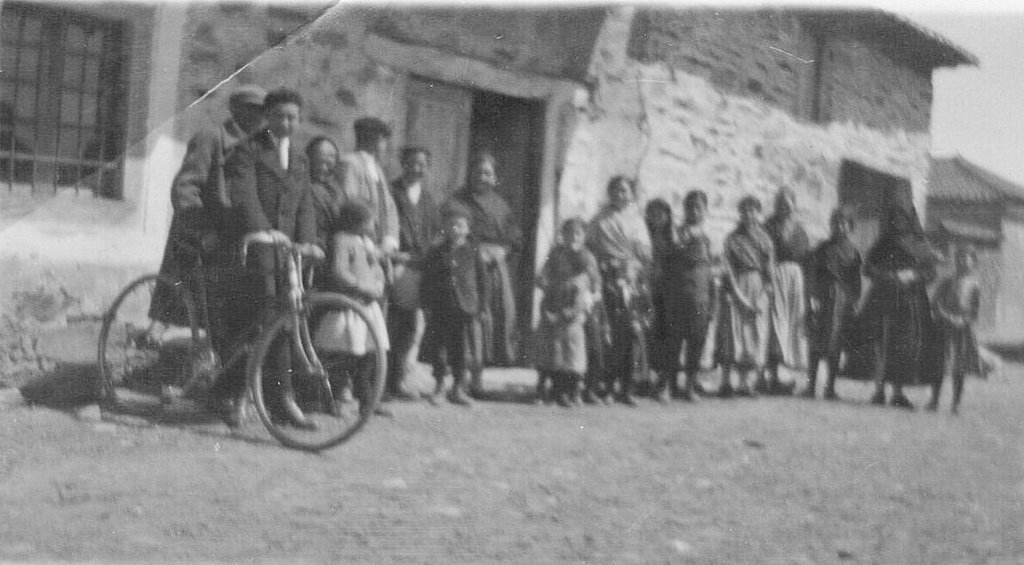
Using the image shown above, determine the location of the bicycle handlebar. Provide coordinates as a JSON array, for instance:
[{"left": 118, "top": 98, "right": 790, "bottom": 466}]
[{"left": 240, "top": 231, "right": 324, "bottom": 268}]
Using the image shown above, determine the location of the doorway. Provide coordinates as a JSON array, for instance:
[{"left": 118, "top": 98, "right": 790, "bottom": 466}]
[
  {"left": 404, "top": 77, "right": 547, "bottom": 365},
  {"left": 837, "top": 160, "right": 913, "bottom": 256}
]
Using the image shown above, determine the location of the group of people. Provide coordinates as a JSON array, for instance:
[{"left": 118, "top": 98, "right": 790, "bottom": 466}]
[
  {"left": 155, "top": 84, "right": 982, "bottom": 428},
  {"left": 154, "top": 85, "right": 522, "bottom": 425},
  {"left": 530, "top": 174, "right": 982, "bottom": 414}
]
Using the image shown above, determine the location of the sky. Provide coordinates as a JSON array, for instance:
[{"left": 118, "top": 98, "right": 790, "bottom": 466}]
[{"left": 901, "top": 9, "right": 1024, "bottom": 186}]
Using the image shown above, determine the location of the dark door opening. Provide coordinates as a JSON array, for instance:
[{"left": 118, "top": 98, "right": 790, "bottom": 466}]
[
  {"left": 403, "top": 79, "right": 546, "bottom": 366},
  {"left": 837, "top": 160, "right": 913, "bottom": 256},
  {"left": 469, "top": 90, "right": 546, "bottom": 365}
]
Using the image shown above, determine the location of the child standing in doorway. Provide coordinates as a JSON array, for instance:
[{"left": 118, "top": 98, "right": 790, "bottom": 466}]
[{"left": 928, "top": 244, "right": 982, "bottom": 414}]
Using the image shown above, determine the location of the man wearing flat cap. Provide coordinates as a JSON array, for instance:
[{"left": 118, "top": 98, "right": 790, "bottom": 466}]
[
  {"left": 149, "top": 84, "right": 266, "bottom": 418},
  {"left": 337, "top": 116, "right": 400, "bottom": 253}
]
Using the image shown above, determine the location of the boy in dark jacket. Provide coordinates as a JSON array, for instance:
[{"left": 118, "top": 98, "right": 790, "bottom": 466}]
[{"left": 418, "top": 208, "right": 489, "bottom": 406}]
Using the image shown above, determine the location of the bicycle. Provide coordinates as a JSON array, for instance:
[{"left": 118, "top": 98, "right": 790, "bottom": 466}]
[{"left": 96, "top": 231, "right": 387, "bottom": 451}]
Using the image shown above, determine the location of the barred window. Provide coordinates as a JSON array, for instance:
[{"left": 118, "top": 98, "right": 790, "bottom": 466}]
[{"left": 1, "top": 2, "right": 127, "bottom": 198}]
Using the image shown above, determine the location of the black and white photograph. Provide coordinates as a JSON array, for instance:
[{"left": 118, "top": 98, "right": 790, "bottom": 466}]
[{"left": 1, "top": 0, "right": 1023, "bottom": 562}]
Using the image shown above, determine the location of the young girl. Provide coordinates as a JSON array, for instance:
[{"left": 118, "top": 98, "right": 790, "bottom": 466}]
[
  {"left": 535, "top": 219, "right": 600, "bottom": 406},
  {"left": 313, "top": 200, "right": 390, "bottom": 414},
  {"left": 802, "top": 208, "right": 862, "bottom": 400},
  {"left": 928, "top": 244, "right": 982, "bottom": 414},
  {"left": 718, "top": 196, "right": 774, "bottom": 398},
  {"left": 659, "top": 190, "right": 716, "bottom": 401}
]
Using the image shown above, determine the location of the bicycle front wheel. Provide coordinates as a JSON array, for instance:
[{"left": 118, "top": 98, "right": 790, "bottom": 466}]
[
  {"left": 97, "top": 273, "right": 214, "bottom": 415},
  {"left": 247, "top": 292, "right": 387, "bottom": 451}
]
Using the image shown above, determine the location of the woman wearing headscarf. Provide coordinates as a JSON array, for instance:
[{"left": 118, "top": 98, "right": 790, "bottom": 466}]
[
  {"left": 717, "top": 196, "right": 774, "bottom": 397},
  {"left": 444, "top": 151, "right": 522, "bottom": 392},
  {"left": 851, "top": 195, "right": 942, "bottom": 409},
  {"left": 763, "top": 186, "right": 810, "bottom": 395},
  {"left": 587, "top": 176, "right": 654, "bottom": 405}
]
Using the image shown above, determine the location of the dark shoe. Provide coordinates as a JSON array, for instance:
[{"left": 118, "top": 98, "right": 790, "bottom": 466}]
[
  {"left": 555, "top": 394, "right": 571, "bottom": 408},
  {"left": 281, "top": 392, "right": 318, "bottom": 430},
  {"left": 374, "top": 405, "right": 394, "bottom": 417},
  {"left": 692, "top": 380, "right": 708, "bottom": 396},
  {"left": 581, "top": 389, "right": 600, "bottom": 405},
  {"left": 219, "top": 398, "right": 245, "bottom": 428},
  {"left": 384, "top": 387, "right": 419, "bottom": 402},
  {"left": 823, "top": 389, "right": 840, "bottom": 401},
  {"left": 616, "top": 393, "right": 638, "bottom": 407},
  {"left": 448, "top": 387, "right": 474, "bottom": 407},
  {"left": 925, "top": 400, "right": 938, "bottom": 412},
  {"left": 798, "top": 386, "right": 816, "bottom": 399},
  {"left": 717, "top": 383, "right": 734, "bottom": 399},
  {"left": 734, "top": 385, "right": 755, "bottom": 398},
  {"left": 675, "top": 388, "right": 697, "bottom": 402},
  {"left": 654, "top": 388, "right": 671, "bottom": 404},
  {"left": 771, "top": 381, "right": 795, "bottom": 396},
  {"left": 870, "top": 390, "right": 886, "bottom": 406},
  {"left": 890, "top": 394, "right": 915, "bottom": 411},
  {"left": 424, "top": 384, "right": 446, "bottom": 407},
  {"left": 753, "top": 378, "right": 769, "bottom": 395}
]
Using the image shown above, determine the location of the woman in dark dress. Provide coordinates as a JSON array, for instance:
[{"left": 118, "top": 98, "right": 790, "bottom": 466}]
[
  {"left": 853, "top": 201, "right": 943, "bottom": 409},
  {"left": 801, "top": 207, "right": 862, "bottom": 400},
  {"left": 444, "top": 151, "right": 522, "bottom": 393}
]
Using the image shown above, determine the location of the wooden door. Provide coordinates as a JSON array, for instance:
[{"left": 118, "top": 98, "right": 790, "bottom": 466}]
[{"left": 403, "top": 77, "right": 472, "bottom": 200}]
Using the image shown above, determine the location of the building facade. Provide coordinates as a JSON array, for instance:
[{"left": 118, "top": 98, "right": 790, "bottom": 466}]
[
  {"left": 927, "top": 155, "right": 1024, "bottom": 342},
  {"left": 0, "top": 2, "right": 974, "bottom": 371}
]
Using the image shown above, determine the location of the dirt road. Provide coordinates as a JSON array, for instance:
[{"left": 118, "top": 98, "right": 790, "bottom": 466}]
[{"left": 1, "top": 365, "right": 1023, "bottom": 564}]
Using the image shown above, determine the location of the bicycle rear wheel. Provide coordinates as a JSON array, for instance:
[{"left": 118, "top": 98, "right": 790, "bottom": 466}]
[
  {"left": 97, "top": 273, "right": 216, "bottom": 415},
  {"left": 247, "top": 292, "right": 387, "bottom": 451}
]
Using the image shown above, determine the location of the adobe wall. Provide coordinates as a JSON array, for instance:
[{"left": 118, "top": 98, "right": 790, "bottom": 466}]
[{"left": 558, "top": 7, "right": 932, "bottom": 251}]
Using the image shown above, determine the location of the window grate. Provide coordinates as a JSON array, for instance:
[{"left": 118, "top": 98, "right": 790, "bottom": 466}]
[{"left": 1, "top": 2, "right": 128, "bottom": 198}]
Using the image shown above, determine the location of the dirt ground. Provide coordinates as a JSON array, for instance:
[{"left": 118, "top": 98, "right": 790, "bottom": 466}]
[{"left": 1, "top": 360, "right": 1023, "bottom": 564}]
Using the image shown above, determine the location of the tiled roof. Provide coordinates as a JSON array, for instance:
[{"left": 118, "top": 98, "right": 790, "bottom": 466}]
[{"left": 927, "top": 155, "right": 1024, "bottom": 205}]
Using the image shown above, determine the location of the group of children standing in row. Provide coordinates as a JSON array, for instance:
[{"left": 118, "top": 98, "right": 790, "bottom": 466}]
[{"left": 525, "top": 185, "right": 983, "bottom": 414}]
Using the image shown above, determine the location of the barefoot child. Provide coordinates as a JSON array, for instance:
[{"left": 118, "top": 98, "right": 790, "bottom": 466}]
[
  {"left": 802, "top": 208, "right": 862, "bottom": 400},
  {"left": 535, "top": 219, "right": 600, "bottom": 406},
  {"left": 313, "top": 200, "right": 390, "bottom": 414},
  {"left": 418, "top": 209, "right": 488, "bottom": 406},
  {"left": 928, "top": 244, "right": 982, "bottom": 414}
]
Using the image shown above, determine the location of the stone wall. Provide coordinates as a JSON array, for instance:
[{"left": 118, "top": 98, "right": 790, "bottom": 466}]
[
  {"left": 368, "top": 7, "right": 605, "bottom": 83},
  {"left": 629, "top": 9, "right": 808, "bottom": 117},
  {"left": 558, "top": 7, "right": 932, "bottom": 251},
  {"left": 824, "top": 32, "right": 933, "bottom": 133},
  {"left": 627, "top": 8, "right": 933, "bottom": 133}
]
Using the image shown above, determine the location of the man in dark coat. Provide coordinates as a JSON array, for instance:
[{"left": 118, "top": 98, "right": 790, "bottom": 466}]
[
  {"left": 385, "top": 146, "right": 441, "bottom": 400},
  {"left": 150, "top": 85, "right": 265, "bottom": 329},
  {"left": 216, "top": 87, "right": 320, "bottom": 427}
]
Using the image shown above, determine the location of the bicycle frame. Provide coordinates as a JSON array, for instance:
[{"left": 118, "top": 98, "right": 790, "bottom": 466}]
[{"left": 240, "top": 233, "right": 330, "bottom": 396}]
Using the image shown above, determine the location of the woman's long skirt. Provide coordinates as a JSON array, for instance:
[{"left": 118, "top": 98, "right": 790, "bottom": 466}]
[
  {"left": 718, "top": 271, "right": 770, "bottom": 370},
  {"left": 768, "top": 261, "right": 807, "bottom": 369},
  {"left": 481, "top": 257, "right": 518, "bottom": 366}
]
